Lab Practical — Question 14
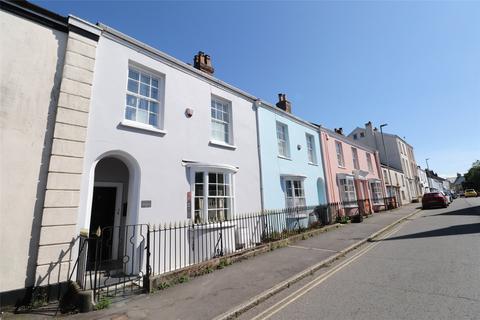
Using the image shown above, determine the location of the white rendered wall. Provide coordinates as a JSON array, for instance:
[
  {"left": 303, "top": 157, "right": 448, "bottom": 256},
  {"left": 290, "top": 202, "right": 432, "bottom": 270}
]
[{"left": 77, "top": 35, "right": 262, "bottom": 232}]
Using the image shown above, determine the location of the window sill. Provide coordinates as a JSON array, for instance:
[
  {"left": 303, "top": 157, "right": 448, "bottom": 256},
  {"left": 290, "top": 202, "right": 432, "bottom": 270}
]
[
  {"left": 119, "top": 120, "right": 167, "bottom": 135},
  {"left": 209, "top": 140, "right": 237, "bottom": 150},
  {"left": 308, "top": 162, "right": 319, "bottom": 166},
  {"left": 278, "top": 155, "right": 292, "bottom": 161},
  {"left": 338, "top": 165, "right": 346, "bottom": 169}
]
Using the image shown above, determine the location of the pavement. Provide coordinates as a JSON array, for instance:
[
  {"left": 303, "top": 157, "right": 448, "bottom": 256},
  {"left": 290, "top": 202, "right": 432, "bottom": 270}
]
[
  {"left": 239, "top": 197, "right": 480, "bottom": 320},
  {"left": 46, "top": 202, "right": 421, "bottom": 320},
  {"left": 4, "top": 202, "right": 423, "bottom": 320}
]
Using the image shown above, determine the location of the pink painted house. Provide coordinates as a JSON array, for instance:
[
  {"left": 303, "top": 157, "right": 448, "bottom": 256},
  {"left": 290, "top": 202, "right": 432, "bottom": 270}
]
[{"left": 319, "top": 127, "right": 387, "bottom": 216}]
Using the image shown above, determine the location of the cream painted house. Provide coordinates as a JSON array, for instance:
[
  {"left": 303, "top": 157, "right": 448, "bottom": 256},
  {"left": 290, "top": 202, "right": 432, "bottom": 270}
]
[
  {"left": 0, "top": 0, "right": 100, "bottom": 307},
  {"left": 349, "top": 122, "right": 421, "bottom": 203}
]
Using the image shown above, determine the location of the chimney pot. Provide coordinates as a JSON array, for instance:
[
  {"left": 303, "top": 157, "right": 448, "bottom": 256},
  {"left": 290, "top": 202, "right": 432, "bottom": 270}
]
[
  {"left": 276, "top": 93, "right": 292, "bottom": 113},
  {"left": 193, "top": 51, "right": 214, "bottom": 75}
]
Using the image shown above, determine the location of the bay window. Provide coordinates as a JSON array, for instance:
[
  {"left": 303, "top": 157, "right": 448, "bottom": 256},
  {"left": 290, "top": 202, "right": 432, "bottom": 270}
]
[
  {"left": 369, "top": 180, "right": 383, "bottom": 204},
  {"left": 189, "top": 164, "right": 237, "bottom": 223},
  {"left": 338, "top": 175, "right": 357, "bottom": 205},
  {"left": 283, "top": 177, "right": 306, "bottom": 208}
]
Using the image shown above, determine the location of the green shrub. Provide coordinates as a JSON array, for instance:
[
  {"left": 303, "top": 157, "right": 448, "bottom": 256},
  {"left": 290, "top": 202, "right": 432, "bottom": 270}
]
[{"left": 94, "top": 297, "right": 111, "bottom": 310}]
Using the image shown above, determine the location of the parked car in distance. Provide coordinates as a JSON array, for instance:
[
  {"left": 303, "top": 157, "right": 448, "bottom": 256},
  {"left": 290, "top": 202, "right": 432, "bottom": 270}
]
[
  {"left": 422, "top": 192, "right": 448, "bottom": 209},
  {"left": 451, "top": 191, "right": 458, "bottom": 199},
  {"left": 464, "top": 189, "right": 478, "bottom": 198},
  {"left": 440, "top": 191, "right": 451, "bottom": 204},
  {"left": 442, "top": 191, "right": 454, "bottom": 203},
  {"left": 458, "top": 190, "right": 465, "bottom": 197}
]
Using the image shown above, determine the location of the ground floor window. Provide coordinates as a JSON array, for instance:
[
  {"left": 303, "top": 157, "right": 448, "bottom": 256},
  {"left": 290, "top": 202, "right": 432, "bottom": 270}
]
[
  {"left": 369, "top": 180, "right": 383, "bottom": 204},
  {"left": 284, "top": 177, "right": 306, "bottom": 208},
  {"left": 338, "top": 175, "right": 357, "bottom": 205},
  {"left": 193, "top": 171, "right": 233, "bottom": 223}
]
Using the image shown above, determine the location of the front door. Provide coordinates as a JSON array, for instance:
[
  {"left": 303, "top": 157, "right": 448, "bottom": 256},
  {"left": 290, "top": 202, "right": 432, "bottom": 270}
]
[{"left": 88, "top": 186, "right": 117, "bottom": 266}]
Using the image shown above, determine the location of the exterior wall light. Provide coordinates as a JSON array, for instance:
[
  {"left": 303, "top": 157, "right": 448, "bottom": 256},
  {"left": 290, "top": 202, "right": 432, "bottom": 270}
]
[{"left": 185, "top": 108, "right": 194, "bottom": 118}]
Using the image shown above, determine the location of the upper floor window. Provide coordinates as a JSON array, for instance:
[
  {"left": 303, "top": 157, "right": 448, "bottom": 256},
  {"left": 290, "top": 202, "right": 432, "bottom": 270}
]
[
  {"left": 351, "top": 147, "right": 360, "bottom": 170},
  {"left": 383, "top": 169, "right": 389, "bottom": 184},
  {"left": 353, "top": 134, "right": 358, "bottom": 140},
  {"left": 306, "top": 133, "right": 317, "bottom": 164},
  {"left": 125, "top": 66, "right": 162, "bottom": 127},
  {"left": 366, "top": 153, "right": 374, "bottom": 172},
  {"left": 335, "top": 141, "right": 345, "bottom": 167},
  {"left": 276, "top": 122, "right": 290, "bottom": 158},
  {"left": 360, "top": 132, "right": 365, "bottom": 138},
  {"left": 211, "top": 97, "right": 232, "bottom": 144}
]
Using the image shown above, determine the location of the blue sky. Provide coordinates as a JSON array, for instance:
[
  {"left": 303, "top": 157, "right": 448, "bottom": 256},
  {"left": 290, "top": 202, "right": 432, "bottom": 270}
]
[{"left": 35, "top": 0, "right": 480, "bottom": 177}]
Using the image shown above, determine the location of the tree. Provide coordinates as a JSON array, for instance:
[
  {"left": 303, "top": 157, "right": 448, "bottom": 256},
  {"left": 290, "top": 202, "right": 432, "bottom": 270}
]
[
  {"left": 473, "top": 160, "right": 480, "bottom": 168},
  {"left": 463, "top": 163, "right": 480, "bottom": 190}
]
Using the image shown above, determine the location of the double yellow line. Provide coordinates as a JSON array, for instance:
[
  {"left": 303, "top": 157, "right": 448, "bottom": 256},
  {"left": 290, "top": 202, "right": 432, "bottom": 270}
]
[{"left": 250, "top": 224, "right": 406, "bottom": 320}]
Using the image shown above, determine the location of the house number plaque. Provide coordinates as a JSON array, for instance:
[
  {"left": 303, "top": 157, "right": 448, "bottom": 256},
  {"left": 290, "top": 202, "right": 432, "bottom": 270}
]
[{"left": 141, "top": 200, "right": 152, "bottom": 208}]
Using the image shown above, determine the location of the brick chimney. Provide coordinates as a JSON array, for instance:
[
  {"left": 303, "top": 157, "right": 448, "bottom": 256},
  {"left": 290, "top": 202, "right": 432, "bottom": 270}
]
[
  {"left": 193, "top": 51, "right": 214, "bottom": 75},
  {"left": 276, "top": 93, "right": 291, "bottom": 113},
  {"left": 365, "top": 121, "right": 374, "bottom": 136},
  {"left": 334, "top": 128, "right": 344, "bottom": 135}
]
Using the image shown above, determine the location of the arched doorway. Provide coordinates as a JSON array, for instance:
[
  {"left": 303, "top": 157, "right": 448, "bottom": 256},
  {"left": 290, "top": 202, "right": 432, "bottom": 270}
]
[{"left": 88, "top": 157, "right": 129, "bottom": 268}]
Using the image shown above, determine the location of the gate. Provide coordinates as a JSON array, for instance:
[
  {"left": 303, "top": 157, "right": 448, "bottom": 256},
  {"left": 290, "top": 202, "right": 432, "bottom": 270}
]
[{"left": 72, "top": 224, "right": 150, "bottom": 301}]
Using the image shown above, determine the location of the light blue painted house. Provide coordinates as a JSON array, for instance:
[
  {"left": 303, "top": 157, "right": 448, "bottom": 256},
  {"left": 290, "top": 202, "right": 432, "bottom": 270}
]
[{"left": 257, "top": 94, "right": 327, "bottom": 215}]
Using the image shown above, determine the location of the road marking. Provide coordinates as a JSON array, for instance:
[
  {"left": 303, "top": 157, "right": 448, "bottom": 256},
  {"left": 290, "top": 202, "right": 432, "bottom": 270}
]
[
  {"left": 288, "top": 245, "right": 338, "bottom": 253},
  {"left": 250, "top": 224, "right": 407, "bottom": 320}
]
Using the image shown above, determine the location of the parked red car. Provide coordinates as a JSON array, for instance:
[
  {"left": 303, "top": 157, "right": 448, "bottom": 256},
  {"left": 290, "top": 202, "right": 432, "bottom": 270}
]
[{"left": 422, "top": 192, "right": 448, "bottom": 209}]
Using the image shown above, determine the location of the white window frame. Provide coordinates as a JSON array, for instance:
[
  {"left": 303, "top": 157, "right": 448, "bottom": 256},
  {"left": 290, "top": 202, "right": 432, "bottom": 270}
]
[
  {"left": 338, "top": 175, "right": 357, "bottom": 206},
  {"left": 210, "top": 96, "right": 233, "bottom": 145},
  {"left": 189, "top": 165, "right": 237, "bottom": 223},
  {"left": 276, "top": 122, "right": 290, "bottom": 158},
  {"left": 351, "top": 147, "right": 360, "bottom": 170},
  {"left": 335, "top": 141, "right": 345, "bottom": 167},
  {"left": 369, "top": 180, "right": 383, "bottom": 204},
  {"left": 124, "top": 65, "right": 165, "bottom": 129},
  {"left": 283, "top": 177, "right": 306, "bottom": 208},
  {"left": 305, "top": 133, "right": 317, "bottom": 164},
  {"left": 366, "top": 153, "right": 374, "bottom": 173}
]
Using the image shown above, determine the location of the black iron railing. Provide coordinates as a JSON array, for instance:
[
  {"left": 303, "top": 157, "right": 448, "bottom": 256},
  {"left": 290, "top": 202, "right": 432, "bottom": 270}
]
[
  {"left": 71, "top": 197, "right": 397, "bottom": 301},
  {"left": 148, "top": 197, "right": 398, "bottom": 277}
]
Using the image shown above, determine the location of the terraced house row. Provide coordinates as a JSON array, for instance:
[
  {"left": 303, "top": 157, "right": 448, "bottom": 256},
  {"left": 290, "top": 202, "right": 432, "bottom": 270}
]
[{"left": 0, "top": 1, "right": 422, "bottom": 307}]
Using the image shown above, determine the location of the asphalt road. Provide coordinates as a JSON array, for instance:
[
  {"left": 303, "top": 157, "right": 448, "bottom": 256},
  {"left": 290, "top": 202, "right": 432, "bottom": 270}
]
[{"left": 243, "top": 197, "right": 480, "bottom": 320}]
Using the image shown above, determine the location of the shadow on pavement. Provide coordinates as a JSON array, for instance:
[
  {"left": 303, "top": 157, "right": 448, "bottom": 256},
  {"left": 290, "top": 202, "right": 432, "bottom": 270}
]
[
  {"left": 430, "top": 205, "right": 480, "bottom": 217},
  {"left": 381, "top": 223, "right": 480, "bottom": 241}
]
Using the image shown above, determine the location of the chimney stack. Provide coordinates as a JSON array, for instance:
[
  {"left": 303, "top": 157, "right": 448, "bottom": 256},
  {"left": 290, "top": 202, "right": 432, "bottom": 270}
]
[
  {"left": 193, "top": 51, "right": 214, "bottom": 75},
  {"left": 334, "top": 128, "right": 344, "bottom": 135},
  {"left": 276, "top": 93, "right": 292, "bottom": 113},
  {"left": 365, "top": 121, "right": 374, "bottom": 136}
]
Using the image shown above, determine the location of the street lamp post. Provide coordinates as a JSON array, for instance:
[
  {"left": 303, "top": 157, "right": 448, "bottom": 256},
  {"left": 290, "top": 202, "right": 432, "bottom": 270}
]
[
  {"left": 426, "top": 158, "right": 431, "bottom": 192},
  {"left": 380, "top": 124, "right": 394, "bottom": 201}
]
